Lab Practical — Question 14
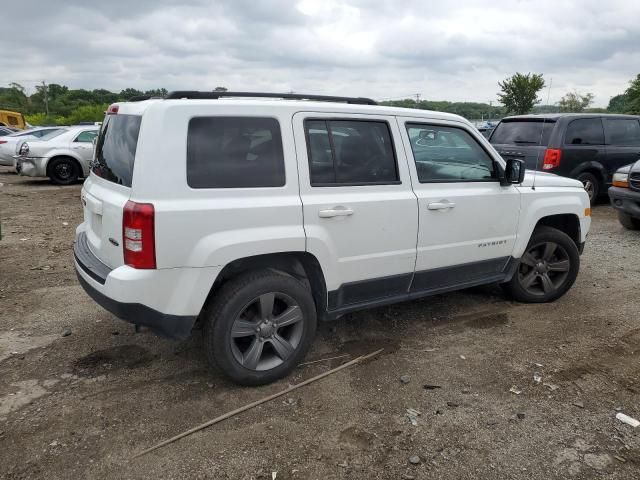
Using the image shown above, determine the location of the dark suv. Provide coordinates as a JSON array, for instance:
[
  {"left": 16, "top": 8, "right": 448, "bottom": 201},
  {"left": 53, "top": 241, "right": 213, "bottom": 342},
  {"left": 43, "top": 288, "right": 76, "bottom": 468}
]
[
  {"left": 609, "top": 160, "right": 640, "bottom": 230},
  {"left": 489, "top": 114, "right": 640, "bottom": 203}
]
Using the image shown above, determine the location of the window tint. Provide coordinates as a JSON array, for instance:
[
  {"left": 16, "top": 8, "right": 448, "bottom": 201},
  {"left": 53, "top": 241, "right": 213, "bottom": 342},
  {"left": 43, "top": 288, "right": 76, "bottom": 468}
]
[
  {"left": 564, "top": 118, "right": 604, "bottom": 145},
  {"left": 490, "top": 119, "right": 555, "bottom": 145},
  {"left": 75, "top": 130, "right": 98, "bottom": 142},
  {"left": 93, "top": 115, "right": 141, "bottom": 187},
  {"left": 606, "top": 119, "right": 640, "bottom": 146},
  {"left": 305, "top": 119, "right": 398, "bottom": 185},
  {"left": 406, "top": 124, "right": 496, "bottom": 182},
  {"left": 187, "top": 117, "right": 285, "bottom": 188}
]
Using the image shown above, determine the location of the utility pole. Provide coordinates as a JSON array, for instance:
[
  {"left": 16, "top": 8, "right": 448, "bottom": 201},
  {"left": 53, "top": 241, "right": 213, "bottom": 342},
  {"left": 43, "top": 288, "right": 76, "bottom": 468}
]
[
  {"left": 546, "top": 77, "right": 552, "bottom": 107},
  {"left": 42, "top": 80, "right": 49, "bottom": 116},
  {"left": 415, "top": 93, "right": 421, "bottom": 103}
]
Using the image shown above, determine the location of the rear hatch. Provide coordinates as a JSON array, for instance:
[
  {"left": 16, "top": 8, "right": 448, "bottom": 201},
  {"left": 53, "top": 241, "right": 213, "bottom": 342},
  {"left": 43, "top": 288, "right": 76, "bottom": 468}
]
[
  {"left": 82, "top": 111, "right": 142, "bottom": 269},
  {"left": 489, "top": 118, "right": 556, "bottom": 170}
]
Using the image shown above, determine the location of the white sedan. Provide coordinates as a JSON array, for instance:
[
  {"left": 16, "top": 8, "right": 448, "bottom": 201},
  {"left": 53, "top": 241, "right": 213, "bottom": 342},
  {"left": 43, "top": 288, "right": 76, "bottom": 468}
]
[
  {"left": 0, "top": 127, "right": 65, "bottom": 167},
  {"left": 15, "top": 126, "right": 99, "bottom": 184}
]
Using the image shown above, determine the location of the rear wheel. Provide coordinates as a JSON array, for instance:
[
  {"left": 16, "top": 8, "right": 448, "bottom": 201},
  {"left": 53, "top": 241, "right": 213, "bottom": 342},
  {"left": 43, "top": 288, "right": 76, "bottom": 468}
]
[
  {"left": 504, "top": 226, "right": 580, "bottom": 303},
  {"left": 204, "top": 270, "right": 317, "bottom": 386},
  {"left": 577, "top": 172, "right": 600, "bottom": 204},
  {"left": 48, "top": 157, "right": 79, "bottom": 185},
  {"left": 618, "top": 212, "right": 640, "bottom": 230}
]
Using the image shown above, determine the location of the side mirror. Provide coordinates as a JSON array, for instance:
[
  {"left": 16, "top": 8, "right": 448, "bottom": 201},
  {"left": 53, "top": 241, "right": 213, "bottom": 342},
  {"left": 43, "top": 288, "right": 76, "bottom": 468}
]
[{"left": 502, "top": 158, "right": 526, "bottom": 185}]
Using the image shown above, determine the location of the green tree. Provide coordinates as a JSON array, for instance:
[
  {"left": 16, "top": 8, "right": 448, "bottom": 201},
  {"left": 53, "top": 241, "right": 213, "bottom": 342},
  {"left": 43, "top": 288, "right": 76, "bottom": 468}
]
[
  {"left": 624, "top": 74, "right": 640, "bottom": 115},
  {"left": 558, "top": 91, "right": 594, "bottom": 112},
  {"left": 607, "top": 94, "right": 627, "bottom": 113},
  {"left": 497, "top": 73, "right": 545, "bottom": 115}
]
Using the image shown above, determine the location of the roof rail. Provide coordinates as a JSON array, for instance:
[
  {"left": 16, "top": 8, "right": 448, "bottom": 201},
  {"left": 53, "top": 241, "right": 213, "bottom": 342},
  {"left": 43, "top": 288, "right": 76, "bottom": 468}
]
[{"left": 164, "top": 91, "right": 377, "bottom": 105}]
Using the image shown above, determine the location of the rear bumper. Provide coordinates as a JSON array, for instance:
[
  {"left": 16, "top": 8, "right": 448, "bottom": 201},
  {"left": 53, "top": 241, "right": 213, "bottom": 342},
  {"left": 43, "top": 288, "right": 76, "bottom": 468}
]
[
  {"left": 74, "top": 230, "right": 220, "bottom": 339},
  {"left": 75, "top": 271, "right": 196, "bottom": 339},
  {"left": 608, "top": 186, "right": 640, "bottom": 219}
]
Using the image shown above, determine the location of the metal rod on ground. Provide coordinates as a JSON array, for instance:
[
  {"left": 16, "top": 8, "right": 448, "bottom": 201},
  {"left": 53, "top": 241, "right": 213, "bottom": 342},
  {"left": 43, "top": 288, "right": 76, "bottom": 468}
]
[{"left": 132, "top": 348, "right": 384, "bottom": 459}]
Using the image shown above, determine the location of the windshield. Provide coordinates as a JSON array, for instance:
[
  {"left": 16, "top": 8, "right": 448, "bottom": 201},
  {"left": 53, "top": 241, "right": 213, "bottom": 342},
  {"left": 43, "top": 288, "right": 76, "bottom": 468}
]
[
  {"left": 92, "top": 114, "right": 142, "bottom": 187},
  {"left": 490, "top": 119, "right": 555, "bottom": 145}
]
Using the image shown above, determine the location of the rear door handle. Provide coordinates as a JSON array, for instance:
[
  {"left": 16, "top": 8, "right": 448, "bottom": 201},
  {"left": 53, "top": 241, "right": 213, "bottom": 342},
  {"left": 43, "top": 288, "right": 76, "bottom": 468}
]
[
  {"left": 319, "top": 207, "right": 354, "bottom": 218},
  {"left": 427, "top": 201, "right": 456, "bottom": 211}
]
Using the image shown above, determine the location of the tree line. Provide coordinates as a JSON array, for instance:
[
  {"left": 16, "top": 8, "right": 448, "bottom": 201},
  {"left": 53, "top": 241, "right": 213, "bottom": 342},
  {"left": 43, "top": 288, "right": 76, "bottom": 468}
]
[{"left": 0, "top": 74, "right": 638, "bottom": 126}]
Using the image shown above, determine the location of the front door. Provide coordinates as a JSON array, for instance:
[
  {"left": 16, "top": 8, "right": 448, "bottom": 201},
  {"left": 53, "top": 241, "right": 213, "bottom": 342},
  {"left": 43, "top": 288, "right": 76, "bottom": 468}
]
[
  {"left": 293, "top": 112, "right": 418, "bottom": 311},
  {"left": 398, "top": 118, "right": 521, "bottom": 293}
]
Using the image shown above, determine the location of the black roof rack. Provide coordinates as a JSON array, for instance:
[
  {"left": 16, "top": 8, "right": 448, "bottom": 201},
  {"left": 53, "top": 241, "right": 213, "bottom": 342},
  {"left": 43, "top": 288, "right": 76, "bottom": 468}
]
[{"left": 164, "top": 91, "right": 377, "bottom": 105}]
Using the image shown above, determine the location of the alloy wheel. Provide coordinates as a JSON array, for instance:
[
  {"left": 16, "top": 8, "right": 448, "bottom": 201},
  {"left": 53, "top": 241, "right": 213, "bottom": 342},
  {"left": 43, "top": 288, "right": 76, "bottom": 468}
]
[
  {"left": 518, "top": 241, "right": 571, "bottom": 296},
  {"left": 230, "top": 292, "right": 304, "bottom": 371},
  {"left": 582, "top": 179, "right": 595, "bottom": 200}
]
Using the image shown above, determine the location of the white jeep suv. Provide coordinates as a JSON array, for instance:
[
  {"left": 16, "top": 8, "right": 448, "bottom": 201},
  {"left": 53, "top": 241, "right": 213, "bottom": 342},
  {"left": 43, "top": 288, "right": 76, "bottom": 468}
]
[{"left": 74, "top": 92, "right": 591, "bottom": 385}]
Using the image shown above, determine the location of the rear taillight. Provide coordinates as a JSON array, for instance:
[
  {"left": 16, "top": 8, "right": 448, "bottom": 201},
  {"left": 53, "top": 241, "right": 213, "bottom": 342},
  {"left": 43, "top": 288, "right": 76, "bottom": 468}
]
[
  {"left": 542, "top": 149, "right": 562, "bottom": 170},
  {"left": 123, "top": 201, "right": 156, "bottom": 269},
  {"left": 0, "top": 140, "right": 7, "bottom": 144}
]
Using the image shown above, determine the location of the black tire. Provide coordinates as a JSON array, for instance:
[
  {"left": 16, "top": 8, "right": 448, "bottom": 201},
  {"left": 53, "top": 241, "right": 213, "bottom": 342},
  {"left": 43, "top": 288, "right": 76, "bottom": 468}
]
[
  {"left": 577, "top": 172, "right": 600, "bottom": 204},
  {"left": 48, "top": 157, "right": 79, "bottom": 185},
  {"left": 204, "top": 270, "right": 317, "bottom": 386},
  {"left": 618, "top": 212, "right": 640, "bottom": 230},
  {"left": 503, "top": 226, "right": 580, "bottom": 303}
]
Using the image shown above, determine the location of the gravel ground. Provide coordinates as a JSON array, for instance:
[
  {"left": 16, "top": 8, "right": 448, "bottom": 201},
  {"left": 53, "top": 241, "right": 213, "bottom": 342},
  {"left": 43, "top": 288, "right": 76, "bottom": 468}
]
[{"left": 1, "top": 166, "right": 639, "bottom": 480}]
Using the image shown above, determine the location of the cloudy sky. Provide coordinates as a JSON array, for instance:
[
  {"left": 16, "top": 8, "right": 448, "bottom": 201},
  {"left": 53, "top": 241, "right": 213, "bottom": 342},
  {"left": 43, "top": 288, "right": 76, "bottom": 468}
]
[{"left": 3, "top": 0, "right": 639, "bottom": 107}]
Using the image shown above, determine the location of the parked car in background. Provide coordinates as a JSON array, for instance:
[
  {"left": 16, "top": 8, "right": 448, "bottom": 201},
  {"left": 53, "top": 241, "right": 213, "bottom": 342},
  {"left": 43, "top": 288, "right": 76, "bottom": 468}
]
[
  {"left": 0, "top": 127, "right": 66, "bottom": 167},
  {"left": 74, "top": 91, "right": 590, "bottom": 386},
  {"left": 609, "top": 160, "right": 640, "bottom": 230},
  {"left": 0, "top": 110, "right": 26, "bottom": 129},
  {"left": 0, "top": 126, "right": 16, "bottom": 137},
  {"left": 489, "top": 114, "right": 640, "bottom": 203},
  {"left": 15, "top": 126, "right": 99, "bottom": 184}
]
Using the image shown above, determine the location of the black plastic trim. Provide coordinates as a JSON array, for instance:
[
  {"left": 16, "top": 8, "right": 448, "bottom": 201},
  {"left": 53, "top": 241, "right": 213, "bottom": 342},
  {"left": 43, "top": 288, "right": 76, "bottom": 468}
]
[
  {"left": 73, "top": 232, "right": 111, "bottom": 285},
  {"left": 410, "top": 257, "right": 509, "bottom": 292},
  {"left": 75, "top": 271, "right": 196, "bottom": 339},
  {"left": 326, "top": 256, "right": 514, "bottom": 319}
]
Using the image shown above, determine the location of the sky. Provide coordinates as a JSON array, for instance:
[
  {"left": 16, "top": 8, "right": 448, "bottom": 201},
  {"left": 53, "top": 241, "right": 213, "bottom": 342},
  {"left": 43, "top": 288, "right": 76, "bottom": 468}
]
[{"left": 2, "top": 0, "right": 639, "bottom": 107}]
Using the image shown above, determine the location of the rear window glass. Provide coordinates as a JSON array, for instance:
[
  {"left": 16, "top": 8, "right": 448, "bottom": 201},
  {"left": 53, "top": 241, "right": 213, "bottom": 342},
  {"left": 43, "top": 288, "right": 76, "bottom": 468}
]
[
  {"left": 564, "top": 118, "right": 604, "bottom": 145},
  {"left": 39, "top": 129, "right": 67, "bottom": 141},
  {"left": 92, "top": 114, "right": 142, "bottom": 187},
  {"left": 187, "top": 117, "right": 285, "bottom": 188},
  {"left": 490, "top": 120, "right": 555, "bottom": 146}
]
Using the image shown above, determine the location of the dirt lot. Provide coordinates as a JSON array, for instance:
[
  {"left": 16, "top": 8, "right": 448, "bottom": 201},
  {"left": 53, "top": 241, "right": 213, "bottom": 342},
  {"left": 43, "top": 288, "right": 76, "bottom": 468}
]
[{"left": 1, "top": 166, "right": 639, "bottom": 480}]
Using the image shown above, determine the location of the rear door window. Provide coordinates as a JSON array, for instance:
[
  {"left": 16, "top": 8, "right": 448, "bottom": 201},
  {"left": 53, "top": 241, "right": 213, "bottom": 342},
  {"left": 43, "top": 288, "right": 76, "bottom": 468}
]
[
  {"left": 92, "top": 114, "right": 142, "bottom": 187},
  {"left": 187, "top": 117, "right": 285, "bottom": 188},
  {"left": 564, "top": 118, "right": 604, "bottom": 145},
  {"left": 490, "top": 120, "right": 555, "bottom": 145},
  {"left": 304, "top": 119, "right": 399, "bottom": 185},
  {"left": 75, "top": 130, "right": 98, "bottom": 142},
  {"left": 605, "top": 119, "right": 640, "bottom": 146}
]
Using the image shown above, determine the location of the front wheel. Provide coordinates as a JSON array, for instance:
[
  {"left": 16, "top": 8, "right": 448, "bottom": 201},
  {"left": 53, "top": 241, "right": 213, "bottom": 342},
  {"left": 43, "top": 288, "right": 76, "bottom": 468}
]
[
  {"left": 503, "top": 226, "right": 580, "bottom": 303},
  {"left": 48, "top": 157, "right": 79, "bottom": 185},
  {"left": 618, "top": 212, "right": 640, "bottom": 230},
  {"left": 204, "top": 270, "right": 317, "bottom": 386}
]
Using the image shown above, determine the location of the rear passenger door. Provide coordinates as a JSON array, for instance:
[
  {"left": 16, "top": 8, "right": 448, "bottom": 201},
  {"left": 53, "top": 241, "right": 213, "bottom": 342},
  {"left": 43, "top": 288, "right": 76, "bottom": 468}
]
[
  {"left": 604, "top": 118, "right": 640, "bottom": 181},
  {"left": 562, "top": 117, "right": 608, "bottom": 179},
  {"left": 293, "top": 113, "right": 418, "bottom": 311},
  {"left": 399, "top": 119, "right": 520, "bottom": 292},
  {"left": 73, "top": 129, "right": 99, "bottom": 164}
]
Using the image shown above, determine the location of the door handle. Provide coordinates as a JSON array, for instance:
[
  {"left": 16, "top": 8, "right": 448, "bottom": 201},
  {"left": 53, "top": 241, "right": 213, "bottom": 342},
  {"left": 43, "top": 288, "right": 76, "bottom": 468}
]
[
  {"left": 318, "top": 207, "right": 354, "bottom": 218},
  {"left": 427, "top": 201, "right": 456, "bottom": 211}
]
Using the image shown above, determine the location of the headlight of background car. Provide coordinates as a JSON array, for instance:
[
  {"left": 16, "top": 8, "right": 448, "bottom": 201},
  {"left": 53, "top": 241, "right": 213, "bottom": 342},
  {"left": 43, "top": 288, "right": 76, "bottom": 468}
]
[
  {"left": 18, "top": 142, "right": 29, "bottom": 156},
  {"left": 612, "top": 171, "right": 629, "bottom": 188}
]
